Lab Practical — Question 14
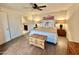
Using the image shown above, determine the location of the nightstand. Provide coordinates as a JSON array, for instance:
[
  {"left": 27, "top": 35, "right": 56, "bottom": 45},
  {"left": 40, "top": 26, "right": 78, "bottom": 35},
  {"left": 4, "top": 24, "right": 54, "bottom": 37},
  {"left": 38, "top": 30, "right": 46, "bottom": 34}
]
[{"left": 57, "top": 29, "right": 66, "bottom": 37}]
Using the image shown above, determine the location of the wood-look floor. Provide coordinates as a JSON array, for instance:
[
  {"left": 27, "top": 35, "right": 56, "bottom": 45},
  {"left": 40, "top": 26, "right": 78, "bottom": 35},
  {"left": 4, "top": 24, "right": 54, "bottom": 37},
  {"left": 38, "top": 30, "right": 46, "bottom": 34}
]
[{"left": 0, "top": 34, "right": 68, "bottom": 55}]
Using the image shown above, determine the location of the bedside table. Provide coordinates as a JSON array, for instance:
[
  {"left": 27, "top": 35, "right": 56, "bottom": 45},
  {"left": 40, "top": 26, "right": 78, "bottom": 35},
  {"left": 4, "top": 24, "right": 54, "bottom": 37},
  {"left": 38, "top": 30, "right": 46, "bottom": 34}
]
[{"left": 57, "top": 29, "right": 66, "bottom": 37}]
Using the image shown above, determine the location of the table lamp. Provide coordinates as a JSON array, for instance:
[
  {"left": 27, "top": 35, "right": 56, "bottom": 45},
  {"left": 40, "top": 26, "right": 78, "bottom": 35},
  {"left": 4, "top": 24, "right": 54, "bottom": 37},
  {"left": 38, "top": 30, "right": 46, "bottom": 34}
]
[{"left": 56, "top": 20, "right": 66, "bottom": 29}]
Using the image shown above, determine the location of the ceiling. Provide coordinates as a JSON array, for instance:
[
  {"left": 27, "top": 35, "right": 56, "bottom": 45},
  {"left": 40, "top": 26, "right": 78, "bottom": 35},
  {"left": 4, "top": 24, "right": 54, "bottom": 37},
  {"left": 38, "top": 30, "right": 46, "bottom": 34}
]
[{"left": 0, "top": 3, "right": 73, "bottom": 15}]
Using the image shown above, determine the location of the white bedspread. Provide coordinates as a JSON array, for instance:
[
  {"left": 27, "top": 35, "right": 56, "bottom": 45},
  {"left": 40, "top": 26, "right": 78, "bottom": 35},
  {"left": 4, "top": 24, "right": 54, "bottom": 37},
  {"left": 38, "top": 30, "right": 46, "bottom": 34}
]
[
  {"left": 35, "top": 27, "right": 57, "bottom": 33},
  {"left": 29, "top": 27, "right": 58, "bottom": 44}
]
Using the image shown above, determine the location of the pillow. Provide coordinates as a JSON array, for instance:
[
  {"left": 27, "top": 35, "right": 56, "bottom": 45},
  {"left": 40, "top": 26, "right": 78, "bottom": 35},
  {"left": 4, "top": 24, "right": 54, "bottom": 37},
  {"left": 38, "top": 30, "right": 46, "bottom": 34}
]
[
  {"left": 37, "top": 20, "right": 55, "bottom": 28},
  {"left": 44, "top": 20, "right": 55, "bottom": 28}
]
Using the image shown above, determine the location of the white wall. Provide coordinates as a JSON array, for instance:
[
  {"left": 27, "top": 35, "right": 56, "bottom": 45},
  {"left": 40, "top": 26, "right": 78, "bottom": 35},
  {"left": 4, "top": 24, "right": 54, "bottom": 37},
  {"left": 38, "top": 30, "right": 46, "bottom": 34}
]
[
  {"left": 66, "top": 4, "right": 79, "bottom": 43},
  {"left": 23, "top": 11, "right": 67, "bottom": 30},
  {"left": 22, "top": 16, "right": 35, "bottom": 32},
  {"left": 39, "top": 10, "right": 67, "bottom": 20}
]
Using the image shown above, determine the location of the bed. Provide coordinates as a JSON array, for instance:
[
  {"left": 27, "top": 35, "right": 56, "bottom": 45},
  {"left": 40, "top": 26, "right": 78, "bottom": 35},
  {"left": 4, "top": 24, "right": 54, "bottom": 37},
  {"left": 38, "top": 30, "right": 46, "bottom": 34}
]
[{"left": 29, "top": 27, "right": 58, "bottom": 44}]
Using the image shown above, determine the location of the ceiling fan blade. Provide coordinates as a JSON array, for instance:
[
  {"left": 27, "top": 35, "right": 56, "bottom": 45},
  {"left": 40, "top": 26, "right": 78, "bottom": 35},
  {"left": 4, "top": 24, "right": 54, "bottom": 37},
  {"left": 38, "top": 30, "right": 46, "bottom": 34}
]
[
  {"left": 39, "top": 5, "right": 46, "bottom": 8},
  {"left": 34, "top": 4, "right": 38, "bottom": 7},
  {"left": 30, "top": 3, "right": 38, "bottom": 9},
  {"left": 30, "top": 3, "right": 38, "bottom": 8},
  {"left": 26, "top": 3, "right": 46, "bottom": 11},
  {"left": 37, "top": 8, "right": 42, "bottom": 11}
]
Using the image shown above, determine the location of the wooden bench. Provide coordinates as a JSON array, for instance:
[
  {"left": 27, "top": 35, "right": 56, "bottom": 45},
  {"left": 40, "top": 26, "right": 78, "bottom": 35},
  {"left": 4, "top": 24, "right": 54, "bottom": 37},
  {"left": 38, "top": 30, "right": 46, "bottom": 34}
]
[{"left": 29, "top": 34, "right": 47, "bottom": 49}]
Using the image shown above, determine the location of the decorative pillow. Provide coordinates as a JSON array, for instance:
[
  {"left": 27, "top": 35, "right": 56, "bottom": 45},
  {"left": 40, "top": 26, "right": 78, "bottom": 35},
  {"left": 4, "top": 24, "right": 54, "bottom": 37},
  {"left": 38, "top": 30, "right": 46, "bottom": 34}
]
[{"left": 37, "top": 20, "right": 55, "bottom": 29}]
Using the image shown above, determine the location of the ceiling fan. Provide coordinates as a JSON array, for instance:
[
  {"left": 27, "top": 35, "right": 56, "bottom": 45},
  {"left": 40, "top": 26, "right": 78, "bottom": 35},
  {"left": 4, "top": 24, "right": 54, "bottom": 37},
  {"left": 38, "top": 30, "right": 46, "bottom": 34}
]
[{"left": 24, "top": 3, "right": 46, "bottom": 11}]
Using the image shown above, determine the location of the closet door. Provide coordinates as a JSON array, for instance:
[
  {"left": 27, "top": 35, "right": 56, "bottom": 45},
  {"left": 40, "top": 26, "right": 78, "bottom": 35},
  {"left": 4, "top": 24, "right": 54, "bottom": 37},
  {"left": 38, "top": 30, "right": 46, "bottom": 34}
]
[
  {"left": 0, "top": 16, "right": 5, "bottom": 45},
  {"left": 1, "top": 13, "right": 11, "bottom": 42},
  {"left": 0, "top": 12, "right": 11, "bottom": 45},
  {"left": 8, "top": 13, "right": 23, "bottom": 39}
]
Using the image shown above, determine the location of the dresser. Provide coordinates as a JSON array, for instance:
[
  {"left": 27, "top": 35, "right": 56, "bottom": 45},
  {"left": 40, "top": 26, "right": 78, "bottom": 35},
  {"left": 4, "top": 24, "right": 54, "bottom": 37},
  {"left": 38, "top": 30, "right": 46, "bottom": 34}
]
[
  {"left": 67, "top": 42, "right": 79, "bottom": 55},
  {"left": 57, "top": 29, "right": 66, "bottom": 37}
]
